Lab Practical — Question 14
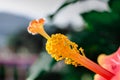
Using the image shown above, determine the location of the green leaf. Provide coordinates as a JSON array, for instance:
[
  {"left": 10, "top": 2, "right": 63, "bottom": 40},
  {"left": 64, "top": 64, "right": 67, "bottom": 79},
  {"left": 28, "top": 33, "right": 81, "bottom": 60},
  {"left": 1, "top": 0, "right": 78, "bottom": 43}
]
[
  {"left": 81, "top": 11, "right": 120, "bottom": 36},
  {"left": 82, "top": 11, "right": 119, "bottom": 26},
  {"left": 108, "top": 0, "right": 120, "bottom": 14}
]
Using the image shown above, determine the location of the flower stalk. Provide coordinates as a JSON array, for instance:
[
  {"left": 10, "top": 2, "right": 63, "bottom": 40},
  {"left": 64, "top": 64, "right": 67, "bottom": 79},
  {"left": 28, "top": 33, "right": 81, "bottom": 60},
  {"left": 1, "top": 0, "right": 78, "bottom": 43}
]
[{"left": 27, "top": 18, "right": 115, "bottom": 80}]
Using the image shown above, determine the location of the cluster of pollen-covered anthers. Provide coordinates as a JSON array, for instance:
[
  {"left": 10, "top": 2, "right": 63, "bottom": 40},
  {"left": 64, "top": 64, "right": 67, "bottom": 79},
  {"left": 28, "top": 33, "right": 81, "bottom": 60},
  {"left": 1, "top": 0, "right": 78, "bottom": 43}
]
[
  {"left": 27, "top": 18, "right": 114, "bottom": 80},
  {"left": 46, "top": 33, "right": 85, "bottom": 67}
]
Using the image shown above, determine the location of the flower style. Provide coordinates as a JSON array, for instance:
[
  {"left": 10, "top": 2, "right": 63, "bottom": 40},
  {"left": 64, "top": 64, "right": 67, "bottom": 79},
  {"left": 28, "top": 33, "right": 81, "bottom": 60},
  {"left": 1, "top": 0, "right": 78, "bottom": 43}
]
[
  {"left": 94, "top": 48, "right": 120, "bottom": 80},
  {"left": 27, "top": 18, "right": 115, "bottom": 80}
]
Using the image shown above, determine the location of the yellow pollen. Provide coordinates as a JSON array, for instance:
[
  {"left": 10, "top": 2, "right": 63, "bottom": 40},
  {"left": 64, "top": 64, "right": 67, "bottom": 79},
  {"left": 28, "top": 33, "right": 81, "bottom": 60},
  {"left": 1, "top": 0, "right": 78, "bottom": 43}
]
[{"left": 46, "top": 33, "right": 85, "bottom": 67}]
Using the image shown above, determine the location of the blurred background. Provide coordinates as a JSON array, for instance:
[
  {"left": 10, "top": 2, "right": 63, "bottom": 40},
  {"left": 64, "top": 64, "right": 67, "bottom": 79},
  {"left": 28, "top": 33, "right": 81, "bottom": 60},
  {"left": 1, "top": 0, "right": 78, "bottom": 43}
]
[{"left": 0, "top": 0, "right": 120, "bottom": 80}]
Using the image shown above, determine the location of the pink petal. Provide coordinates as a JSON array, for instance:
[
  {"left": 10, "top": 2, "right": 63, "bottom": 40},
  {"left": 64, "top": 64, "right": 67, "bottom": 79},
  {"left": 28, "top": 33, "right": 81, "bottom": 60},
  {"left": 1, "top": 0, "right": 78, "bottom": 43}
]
[{"left": 94, "top": 47, "right": 120, "bottom": 80}]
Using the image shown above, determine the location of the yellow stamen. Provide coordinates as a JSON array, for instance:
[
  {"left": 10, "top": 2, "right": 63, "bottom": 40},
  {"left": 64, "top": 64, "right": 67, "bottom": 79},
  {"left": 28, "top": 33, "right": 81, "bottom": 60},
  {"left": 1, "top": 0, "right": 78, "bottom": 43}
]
[{"left": 46, "top": 33, "right": 85, "bottom": 67}]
